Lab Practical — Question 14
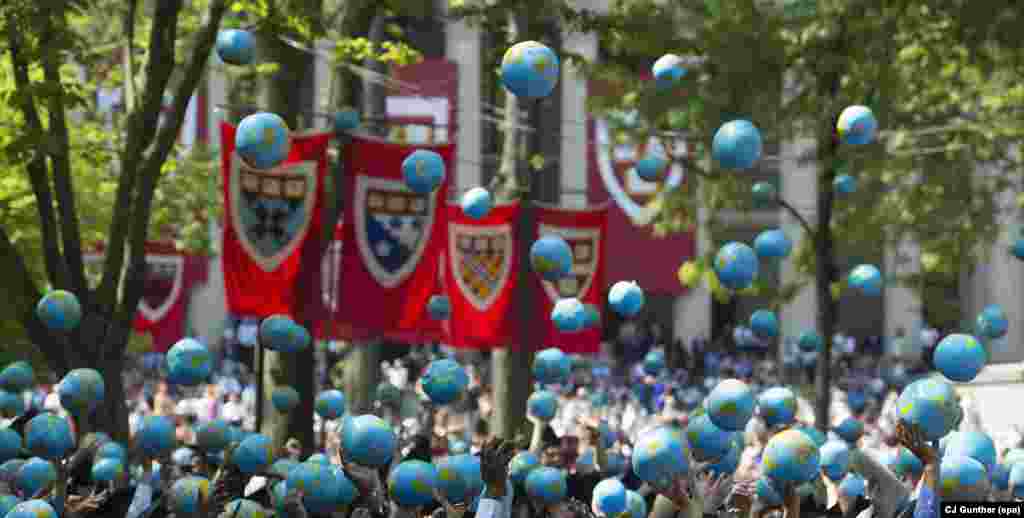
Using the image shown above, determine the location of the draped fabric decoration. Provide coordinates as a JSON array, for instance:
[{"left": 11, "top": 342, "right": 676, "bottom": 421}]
[
  {"left": 315, "top": 221, "right": 345, "bottom": 340},
  {"left": 335, "top": 135, "right": 451, "bottom": 343},
  {"left": 443, "top": 203, "right": 520, "bottom": 349},
  {"left": 534, "top": 205, "right": 608, "bottom": 354},
  {"left": 220, "top": 123, "right": 332, "bottom": 319}
]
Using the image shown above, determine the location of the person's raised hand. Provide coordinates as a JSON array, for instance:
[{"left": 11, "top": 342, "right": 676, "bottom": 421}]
[
  {"left": 895, "top": 420, "right": 937, "bottom": 465},
  {"left": 480, "top": 437, "right": 516, "bottom": 497},
  {"left": 696, "top": 472, "right": 733, "bottom": 513}
]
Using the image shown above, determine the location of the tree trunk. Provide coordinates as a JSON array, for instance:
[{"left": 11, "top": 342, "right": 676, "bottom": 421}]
[
  {"left": 94, "top": 354, "right": 131, "bottom": 443},
  {"left": 813, "top": 121, "right": 840, "bottom": 432}
]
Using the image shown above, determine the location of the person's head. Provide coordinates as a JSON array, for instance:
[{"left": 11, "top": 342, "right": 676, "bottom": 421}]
[
  {"left": 285, "top": 438, "right": 302, "bottom": 459},
  {"left": 205, "top": 384, "right": 218, "bottom": 397},
  {"left": 229, "top": 392, "right": 241, "bottom": 403},
  {"left": 157, "top": 382, "right": 169, "bottom": 394},
  {"left": 473, "top": 419, "right": 489, "bottom": 444}
]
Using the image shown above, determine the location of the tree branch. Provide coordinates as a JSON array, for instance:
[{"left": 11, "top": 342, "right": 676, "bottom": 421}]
[
  {"left": 122, "top": 0, "right": 140, "bottom": 112},
  {"left": 778, "top": 198, "right": 816, "bottom": 239}
]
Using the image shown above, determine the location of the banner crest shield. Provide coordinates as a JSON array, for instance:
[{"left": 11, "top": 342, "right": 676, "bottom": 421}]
[
  {"left": 449, "top": 223, "right": 513, "bottom": 311},
  {"left": 538, "top": 225, "right": 600, "bottom": 302},
  {"left": 137, "top": 254, "right": 185, "bottom": 322},
  {"left": 354, "top": 176, "right": 437, "bottom": 289}
]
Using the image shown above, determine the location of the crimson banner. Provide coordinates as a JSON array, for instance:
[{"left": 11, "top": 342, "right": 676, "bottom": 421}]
[
  {"left": 220, "top": 123, "right": 331, "bottom": 319},
  {"left": 443, "top": 203, "right": 519, "bottom": 349},
  {"left": 534, "top": 205, "right": 608, "bottom": 355},
  {"left": 133, "top": 250, "right": 208, "bottom": 353},
  {"left": 336, "top": 135, "right": 451, "bottom": 343}
]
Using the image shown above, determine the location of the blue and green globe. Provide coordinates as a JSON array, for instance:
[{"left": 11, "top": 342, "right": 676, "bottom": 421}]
[
  {"left": 626, "top": 490, "right": 647, "bottom": 518},
  {"left": 0, "top": 428, "right": 22, "bottom": 463},
  {"left": 25, "top": 413, "right": 74, "bottom": 460},
  {"left": 236, "top": 112, "right": 291, "bottom": 170},
  {"left": 527, "top": 390, "right": 558, "bottom": 422},
  {"left": 169, "top": 476, "right": 211, "bottom": 515},
  {"left": 976, "top": 304, "right": 1008, "bottom": 339},
  {"left": 0, "top": 495, "right": 20, "bottom": 517},
  {"left": 762, "top": 429, "right": 821, "bottom": 484},
  {"left": 750, "top": 310, "right": 779, "bottom": 339},
  {"left": 609, "top": 281, "right": 645, "bottom": 318},
  {"left": 713, "top": 119, "right": 763, "bottom": 171},
  {"left": 500, "top": 41, "right": 560, "bottom": 99},
  {"left": 652, "top": 54, "right": 687, "bottom": 90},
  {"left": 57, "top": 368, "right": 105, "bottom": 416},
  {"left": 819, "top": 440, "right": 851, "bottom": 481},
  {"left": 233, "top": 434, "right": 274, "bottom": 474},
  {"left": 388, "top": 460, "right": 439, "bottom": 507},
  {"left": 427, "top": 295, "right": 451, "bottom": 321},
  {"left": 259, "top": 314, "right": 295, "bottom": 350},
  {"left": 97, "top": 441, "right": 126, "bottom": 461},
  {"left": 421, "top": 359, "right": 470, "bottom": 406},
  {"left": 195, "top": 420, "right": 231, "bottom": 452},
  {"left": 632, "top": 426, "right": 689, "bottom": 485},
  {"left": 91, "top": 458, "right": 124, "bottom": 482},
  {"left": 0, "top": 390, "right": 24, "bottom": 419},
  {"left": 848, "top": 264, "right": 883, "bottom": 296},
  {"left": 592, "top": 478, "right": 628, "bottom": 517},
  {"left": 635, "top": 155, "right": 668, "bottom": 182},
  {"left": 944, "top": 431, "right": 997, "bottom": 475},
  {"left": 136, "top": 416, "right": 176, "bottom": 457},
  {"left": 834, "top": 417, "right": 864, "bottom": 444},
  {"left": 215, "top": 29, "right": 255, "bottom": 66},
  {"left": 940, "top": 455, "right": 989, "bottom": 501},
  {"left": 166, "top": 338, "right": 213, "bottom": 386},
  {"left": 314, "top": 389, "right": 346, "bottom": 419},
  {"left": 933, "top": 333, "right": 987, "bottom": 383},
  {"left": 896, "top": 378, "right": 960, "bottom": 441},
  {"left": 758, "top": 387, "right": 797, "bottom": 427},
  {"left": 533, "top": 348, "right": 571, "bottom": 385},
  {"left": 342, "top": 415, "right": 396, "bottom": 467},
  {"left": 402, "top": 149, "right": 446, "bottom": 195},
  {"left": 17, "top": 458, "right": 56, "bottom": 497},
  {"left": 509, "top": 451, "right": 540, "bottom": 486},
  {"left": 271, "top": 386, "right": 300, "bottom": 413},
  {"left": 288, "top": 461, "right": 343, "bottom": 514},
  {"left": 834, "top": 174, "right": 858, "bottom": 195},
  {"left": 754, "top": 229, "right": 792, "bottom": 259},
  {"left": 706, "top": 379, "right": 755, "bottom": 432},
  {"left": 5, "top": 499, "right": 56, "bottom": 518},
  {"left": 837, "top": 105, "right": 878, "bottom": 146},
  {"left": 461, "top": 187, "right": 494, "bottom": 220},
  {"left": 530, "top": 235, "right": 573, "bottom": 282},
  {"left": 525, "top": 466, "right": 567, "bottom": 504},
  {"left": 685, "top": 413, "right": 734, "bottom": 462},
  {"left": 0, "top": 362, "right": 34, "bottom": 392},
  {"left": 714, "top": 242, "right": 759, "bottom": 291},
  {"left": 36, "top": 290, "right": 82, "bottom": 332},
  {"left": 435, "top": 457, "right": 470, "bottom": 503}
]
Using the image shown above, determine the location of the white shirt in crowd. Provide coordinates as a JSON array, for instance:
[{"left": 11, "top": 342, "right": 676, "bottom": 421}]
[
  {"left": 920, "top": 327, "right": 939, "bottom": 348},
  {"left": 222, "top": 399, "right": 246, "bottom": 424}
]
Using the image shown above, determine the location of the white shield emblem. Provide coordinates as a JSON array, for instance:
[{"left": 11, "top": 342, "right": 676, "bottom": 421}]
[
  {"left": 137, "top": 254, "right": 185, "bottom": 322},
  {"left": 230, "top": 152, "right": 319, "bottom": 272},
  {"left": 354, "top": 176, "right": 437, "bottom": 289},
  {"left": 538, "top": 225, "right": 600, "bottom": 303},
  {"left": 449, "top": 224, "right": 513, "bottom": 311}
]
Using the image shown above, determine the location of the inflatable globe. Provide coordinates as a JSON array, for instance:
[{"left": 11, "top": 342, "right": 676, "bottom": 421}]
[
  {"left": 712, "top": 120, "right": 762, "bottom": 171},
  {"left": 233, "top": 434, "right": 273, "bottom": 474},
  {"left": 940, "top": 455, "right": 989, "bottom": 500},
  {"left": 756, "top": 478, "right": 783, "bottom": 507},
  {"left": 685, "top": 413, "right": 734, "bottom": 462},
  {"left": 0, "top": 428, "right": 21, "bottom": 463},
  {"left": 837, "top": 105, "right": 878, "bottom": 146},
  {"left": 449, "top": 440, "right": 469, "bottom": 454},
  {"left": 306, "top": 453, "right": 330, "bottom": 465},
  {"left": 609, "top": 281, "right": 645, "bottom": 317},
  {"left": 0, "top": 495, "right": 20, "bottom": 518},
  {"left": 0, "top": 362, "right": 34, "bottom": 392},
  {"left": 461, "top": 187, "right": 494, "bottom": 219},
  {"left": 500, "top": 41, "right": 559, "bottom": 99},
  {"left": 215, "top": 29, "right": 255, "bottom": 66},
  {"left": 752, "top": 181, "right": 777, "bottom": 204},
  {"left": 97, "top": 441, "right": 126, "bottom": 461},
  {"left": 388, "top": 460, "right": 438, "bottom": 507},
  {"left": 798, "top": 331, "right": 822, "bottom": 352},
  {"left": 166, "top": 338, "right": 213, "bottom": 386},
  {"left": 376, "top": 381, "right": 402, "bottom": 406},
  {"left": 896, "top": 378, "right": 960, "bottom": 440},
  {"left": 819, "top": 440, "right": 851, "bottom": 481},
  {"left": 834, "top": 417, "right": 864, "bottom": 444},
  {"left": 706, "top": 439, "right": 741, "bottom": 476},
  {"left": 1012, "top": 238, "right": 1024, "bottom": 261},
  {"left": 1011, "top": 463, "right": 1024, "bottom": 498},
  {"left": 223, "top": 499, "right": 266, "bottom": 518},
  {"left": 173, "top": 447, "right": 197, "bottom": 467},
  {"left": 287, "top": 461, "right": 342, "bottom": 513},
  {"left": 592, "top": 478, "right": 628, "bottom": 517},
  {"left": 136, "top": 416, "right": 176, "bottom": 457},
  {"left": 706, "top": 379, "right": 755, "bottom": 432},
  {"left": 5, "top": 500, "right": 56, "bottom": 518},
  {"left": 762, "top": 429, "right": 821, "bottom": 484},
  {"left": 58, "top": 368, "right": 105, "bottom": 416},
  {"left": 597, "top": 420, "right": 616, "bottom": 449},
  {"left": 834, "top": 174, "right": 858, "bottom": 195},
  {"left": 235, "top": 112, "right": 291, "bottom": 170},
  {"left": 794, "top": 426, "right": 827, "bottom": 448},
  {"left": 848, "top": 264, "right": 882, "bottom": 296},
  {"left": 533, "top": 348, "right": 571, "bottom": 385},
  {"left": 259, "top": 314, "right": 294, "bottom": 350},
  {"left": 714, "top": 242, "right": 759, "bottom": 290},
  {"left": 447, "top": 454, "right": 483, "bottom": 498},
  {"left": 527, "top": 390, "right": 558, "bottom": 422},
  {"left": 270, "top": 459, "right": 298, "bottom": 479},
  {"left": 0, "top": 459, "right": 23, "bottom": 480},
  {"left": 626, "top": 490, "right": 647, "bottom": 518},
  {"left": 944, "top": 431, "right": 997, "bottom": 474},
  {"left": 750, "top": 310, "right": 779, "bottom": 339},
  {"left": 525, "top": 466, "right": 567, "bottom": 504},
  {"left": 652, "top": 54, "right": 686, "bottom": 90},
  {"left": 509, "top": 451, "right": 540, "bottom": 486},
  {"left": 934, "top": 333, "right": 986, "bottom": 383},
  {"left": 169, "top": 476, "right": 211, "bottom": 515},
  {"left": 839, "top": 474, "right": 866, "bottom": 498},
  {"left": 36, "top": 290, "right": 81, "bottom": 332},
  {"left": 315, "top": 389, "right": 346, "bottom": 419},
  {"left": 435, "top": 457, "right": 470, "bottom": 502},
  {"left": 754, "top": 229, "right": 792, "bottom": 259},
  {"left": 17, "top": 458, "right": 55, "bottom": 497},
  {"left": 343, "top": 415, "right": 396, "bottom": 467},
  {"left": 758, "top": 387, "right": 797, "bottom": 427},
  {"left": 427, "top": 295, "right": 451, "bottom": 321},
  {"left": 976, "top": 305, "right": 1008, "bottom": 339},
  {"left": 583, "top": 304, "right": 601, "bottom": 330},
  {"left": 991, "top": 463, "right": 1011, "bottom": 491},
  {"left": 530, "top": 235, "right": 573, "bottom": 281},
  {"left": 0, "top": 390, "right": 24, "bottom": 418},
  {"left": 642, "top": 350, "right": 666, "bottom": 376},
  {"left": 636, "top": 155, "right": 668, "bottom": 182},
  {"left": 91, "top": 458, "right": 123, "bottom": 482},
  {"left": 271, "top": 386, "right": 300, "bottom": 413},
  {"left": 847, "top": 390, "right": 868, "bottom": 414},
  {"left": 276, "top": 322, "right": 310, "bottom": 353},
  {"left": 552, "top": 297, "right": 587, "bottom": 333},
  {"left": 332, "top": 466, "right": 358, "bottom": 505},
  {"left": 898, "top": 448, "right": 924, "bottom": 476},
  {"left": 195, "top": 420, "right": 231, "bottom": 452},
  {"left": 25, "top": 413, "right": 74, "bottom": 460},
  {"left": 402, "top": 149, "right": 446, "bottom": 195},
  {"left": 605, "top": 452, "right": 627, "bottom": 476},
  {"left": 333, "top": 108, "right": 361, "bottom": 134},
  {"left": 632, "top": 426, "right": 689, "bottom": 485},
  {"left": 422, "top": 359, "right": 469, "bottom": 406}
]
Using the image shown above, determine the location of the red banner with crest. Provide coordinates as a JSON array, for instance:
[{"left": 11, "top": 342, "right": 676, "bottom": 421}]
[
  {"left": 534, "top": 205, "right": 607, "bottom": 355},
  {"left": 335, "top": 135, "right": 450, "bottom": 343},
  {"left": 220, "top": 123, "right": 331, "bottom": 319}
]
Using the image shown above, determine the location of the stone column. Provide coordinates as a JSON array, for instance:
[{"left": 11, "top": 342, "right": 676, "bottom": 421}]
[
  {"left": 560, "top": 30, "right": 597, "bottom": 208},
  {"left": 674, "top": 202, "right": 712, "bottom": 341},
  {"left": 884, "top": 239, "right": 922, "bottom": 358},
  {"left": 779, "top": 138, "right": 818, "bottom": 349},
  {"left": 445, "top": 15, "right": 482, "bottom": 194},
  {"left": 314, "top": 40, "right": 333, "bottom": 122},
  {"left": 206, "top": 53, "right": 227, "bottom": 150}
]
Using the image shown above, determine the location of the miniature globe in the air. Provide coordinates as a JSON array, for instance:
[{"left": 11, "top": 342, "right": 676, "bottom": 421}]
[
  {"left": 427, "top": 295, "right": 451, "bottom": 321},
  {"left": 388, "top": 460, "right": 439, "bottom": 507},
  {"left": 762, "top": 429, "right": 821, "bottom": 484},
  {"left": 5, "top": 499, "right": 56, "bottom": 518},
  {"left": 136, "top": 416, "right": 176, "bottom": 457},
  {"left": 794, "top": 425, "right": 827, "bottom": 448},
  {"left": 0, "top": 495, "right": 20, "bottom": 518},
  {"left": 331, "top": 466, "right": 358, "bottom": 506},
  {"left": 1012, "top": 238, "right": 1024, "bottom": 261},
  {"left": 609, "top": 281, "right": 645, "bottom": 317},
  {"left": 527, "top": 390, "right": 559, "bottom": 422},
  {"left": 837, "top": 105, "right": 878, "bottom": 146},
  {"left": 752, "top": 182, "right": 777, "bottom": 204},
  {"left": 447, "top": 454, "right": 483, "bottom": 498},
  {"left": 402, "top": 149, "right": 446, "bottom": 195},
  {"left": 940, "top": 455, "right": 990, "bottom": 500},
  {"left": 287, "top": 461, "right": 343, "bottom": 513},
  {"left": 551, "top": 298, "right": 587, "bottom": 333},
  {"left": 685, "top": 413, "right": 734, "bottom": 462},
  {"left": 259, "top": 314, "right": 294, "bottom": 350},
  {"left": 592, "top": 478, "right": 628, "bottom": 517},
  {"left": 333, "top": 108, "right": 361, "bottom": 134},
  {"left": 25, "top": 413, "right": 74, "bottom": 460},
  {"left": 848, "top": 264, "right": 883, "bottom": 296},
  {"left": 712, "top": 120, "right": 763, "bottom": 171},
  {"left": 583, "top": 304, "right": 601, "bottom": 330},
  {"left": 757, "top": 387, "right": 797, "bottom": 427},
  {"left": 933, "top": 333, "right": 986, "bottom": 383},
  {"left": 533, "top": 348, "right": 571, "bottom": 385},
  {"left": 421, "top": 359, "right": 470, "bottom": 406},
  {"left": 233, "top": 434, "right": 274, "bottom": 474},
  {"left": 706, "top": 379, "right": 755, "bottom": 432},
  {"left": 626, "top": 490, "right": 647, "bottom": 518},
  {"left": 306, "top": 453, "right": 331, "bottom": 465},
  {"left": 57, "top": 368, "right": 105, "bottom": 416},
  {"left": 315, "top": 389, "right": 346, "bottom": 420},
  {"left": 839, "top": 474, "right": 866, "bottom": 498},
  {"left": 435, "top": 457, "right": 470, "bottom": 503},
  {"left": 36, "top": 290, "right": 82, "bottom": 332},
  {"left": 509, "top": 451, "right": 540, "bottom": 487},
  {"left": 169, "top": 476, "right": 211, "bottom": 515},
  {"left": 847, "top": 390, "right": 868, "bottom": 414},
  {"left": 0, "top": 460, "right": 24, "bottom": 481},
  {"left": 1011, "top": 464, "right": 1024, "bottom": 498},
  {"left": 0, "top": 390, "right": 24, "bottom": 419},
  {"left": 461, "top": 187, "right": 494, "bottom": 220},
  {"left": 91, "top": 458, "right": 124, "bottom": 483},
  {"left": 636, "top": 155, "right": 669, "bottom": 182},
  {"left": 632, "top": 426, "right": 690, "bottom": 485},
  {"left": 376, "top": 381, "right": 403, "bottom": 406},
  {"left": 166, "top": 338, "right": 213, "bottom": 386},
  {"left": 97, "top": 441, "right": 127, "bottom": 461},
  {"left": 0, "top": 362, "right": 34, "bottom": 392},
  {"left": 343, "top": 415, "right": 396, "bottom": 467},
  {"left": 525, "top": 466, "right": 567, "bottom": 504},
  {"left": 991, "top": 463, "right": 1011, "bottom": 491},
  {"left": 834, "top": 417, "right": 865, "bottom": 444},
  {"left": 754, "top": 229, "right": 792, "bottom": 260},
  {"left": 798, "top": 330, "right": 822, "bottom": 352},
  {"left": 530, "top": 235, "right": 573, "bottom": 281},
  {"left": 834, "top": 174, "right": 858, "bottom": 195},
  {"left": 235, "top": 112, "right": 291, "bottom": 170},
  {"left": 652, "top": 54, "right": 687, "bottom": 90},
  {"left": 0, "top": 428, "right": 21, "bottom": 463},
  {"left": 500, "top": 41, "right": 560, "bottom": 99},
  {"left": 17, "top": 458, "right": 56, "bottom": 497},
  {"left": 642, "top": 350, "right": 665, "bottom": 376},
  {"left": 215, "top": 29, "right": 255, "bottom": 66},
  {"left": 944, "top": 431, "right": 997, "bottom": 475},
  {"left": 271, "top": 386, "right": 300, "bottom": 413},
  {"left": 714, "top": 242, "right": 759, "bottom": 290},
  {"left": 896, "top": 378, "right": 961, "bottom": 441},
  {"left": 748, "top": 310, "right": 778, "bottom": 340},
  {"left": 976, "top": 304, "right": 1008, "bottom": 339},
  {"left": 605, "top": 452, "right": 628, "bottom": 476},
  {"left": 819, "top": 440, "right": 851, "bottom": 481},
  {"left": 706, "top": 438, "right": 741, "bottom": 477},
  {"left": 195, "top": 420, "right": 231, "bottom": 452},
  {"left": 172, "top": 447, "right": 196, "bottom": 467}
]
